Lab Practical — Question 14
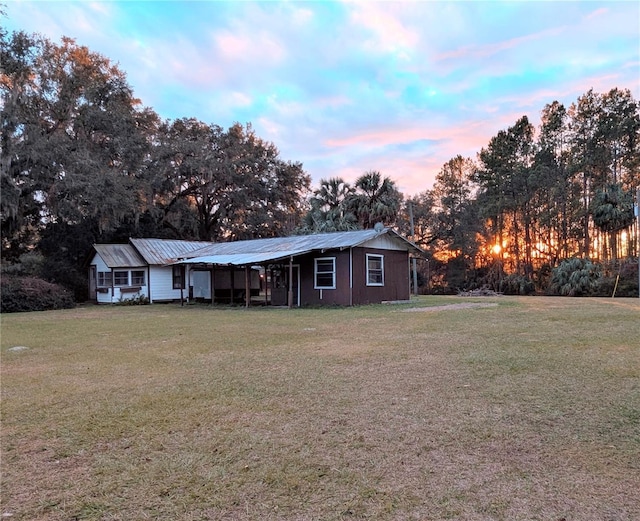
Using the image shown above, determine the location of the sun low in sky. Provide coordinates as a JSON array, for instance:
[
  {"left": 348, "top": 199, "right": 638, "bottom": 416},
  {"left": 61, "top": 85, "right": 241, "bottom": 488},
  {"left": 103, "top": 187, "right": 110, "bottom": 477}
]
[{"left": 4, "top": 1, "right": 639, "bottom": 195}]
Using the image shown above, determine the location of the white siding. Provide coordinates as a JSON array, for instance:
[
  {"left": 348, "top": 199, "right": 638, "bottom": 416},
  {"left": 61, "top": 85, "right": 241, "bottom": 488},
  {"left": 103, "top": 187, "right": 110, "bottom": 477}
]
[
  {"left": 90, "top": 253, "right": 149, "bottom": 304},
  {"left": 92, "top": 253, "right": 109, "bottom": 272},
  {"left": 91, "top": 253, "right": 113, "bottom": 304},
  {"left": 148, "top": 265, "right": 186, "bottom": 302}
]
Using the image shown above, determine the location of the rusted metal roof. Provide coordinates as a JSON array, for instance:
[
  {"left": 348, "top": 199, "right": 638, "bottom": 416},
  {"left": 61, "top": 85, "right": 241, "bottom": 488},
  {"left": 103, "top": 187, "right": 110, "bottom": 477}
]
[
  {"left": 129, "top": 238, "right": 214, "bottom": 265},
  {"left": 93, "top": 244, "right": 146, "bottom": 268},
  {"left": 176, "top": 228, "right": 423, "bottom": 266}
]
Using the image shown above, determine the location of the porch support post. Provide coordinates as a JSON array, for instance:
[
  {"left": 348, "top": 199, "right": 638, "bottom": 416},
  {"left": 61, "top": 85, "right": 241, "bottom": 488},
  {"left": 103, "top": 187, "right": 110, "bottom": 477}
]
[
  {"left": 349, "top": 247, "right": 353, "bottom": 306},
  {"left": 288, "top": 256, "right": 294, "bottom": 309},
  {"left": 264, "top": 266, "right": 268, "bottom": 305},
  {"left": 230, "top": 267, "right": 234, "bottom": 305},
  {"left": 245, "top": 265, "right": 250, "bottom": 308},
  {"left": 211, "top": 265, "right": 215, "bottom": 305}
]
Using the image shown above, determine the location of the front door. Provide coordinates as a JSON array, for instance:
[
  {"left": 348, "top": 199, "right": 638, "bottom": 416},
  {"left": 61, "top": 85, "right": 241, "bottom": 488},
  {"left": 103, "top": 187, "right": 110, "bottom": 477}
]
[{"left": 270, "top": 265, "right": 299, "bottom": 306}]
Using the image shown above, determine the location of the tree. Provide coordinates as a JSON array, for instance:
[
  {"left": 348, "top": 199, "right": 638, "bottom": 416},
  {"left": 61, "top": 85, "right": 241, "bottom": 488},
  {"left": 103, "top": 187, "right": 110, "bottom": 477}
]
[
  {"left": 147, "top": 120, "right": 310, "bottom": 241},
  {"left": 591, "top": 183, "right": 635, "bottom": 261},
  {"left": 397, "top": 191, "right": 437, "bottom": 247},
  {"left": 1, "top": 30, "right": 43, "bottom": 258},
  {"left": 349, "top": 171, "right": 402, "bottom": 229},
  {"left": 568, "top": 88, "right": 640, "bottom": 260},
  {"left": 598, "top": 88, "right": 640, "bottom": 188},
  {"left": 299, "top": 177, "right": 358, "bottom": 233},
  {"left": 1, "top": 32, "right": 153, "bottom": 297},
  {"left": 476, "top": 116, "right": 535, "bottom": 274},
  {"left": 431, "top": 156, "right": 478, "bottom": 255},
  {"left": 534, "top": 101, "right": 583, "bottom": 264}
]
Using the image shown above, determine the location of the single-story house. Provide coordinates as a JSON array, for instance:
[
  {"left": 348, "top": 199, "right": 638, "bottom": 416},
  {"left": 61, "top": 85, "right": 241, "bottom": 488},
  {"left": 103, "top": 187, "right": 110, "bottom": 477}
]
[
  {"left": 88, "top": 239, "right": 213, "bottom": 304},
  {"left": 88, "top": 227, "right": 423, "bottom": 307}
]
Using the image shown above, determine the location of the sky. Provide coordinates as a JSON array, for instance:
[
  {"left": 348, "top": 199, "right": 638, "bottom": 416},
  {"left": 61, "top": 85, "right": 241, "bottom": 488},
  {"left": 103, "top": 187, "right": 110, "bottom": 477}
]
[{"left": 3, "top": 1, "right": 639, "bottom": 196}]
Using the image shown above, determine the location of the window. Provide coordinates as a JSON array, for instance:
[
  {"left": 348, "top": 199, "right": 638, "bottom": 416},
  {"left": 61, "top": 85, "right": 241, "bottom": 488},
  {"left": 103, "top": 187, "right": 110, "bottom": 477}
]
[
  {"left": 314, "top": 257, "right": 336, "bottom": 289},
  {"left": 97, "top": 272, "right": 112, "bottom": 287},
  {"left": 173, "top": 265, "right": 185, "bottom": 289},
  {"left": 131, "top": 270, "right": 145, "bottom": 286},
  {"left": 366, "top": 254, "right": 384, "bottom": 286},
  {"left": 114, "top": 271, "right": 129, "bottom": 286}
]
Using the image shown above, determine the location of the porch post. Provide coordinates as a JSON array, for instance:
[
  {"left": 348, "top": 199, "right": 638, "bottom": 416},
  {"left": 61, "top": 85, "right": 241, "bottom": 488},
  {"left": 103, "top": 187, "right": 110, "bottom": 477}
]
[
  {"left": 211, "top": 265, "right": 215, "bottom": 305},
  {"left": 230, "top": 267, "right": 234, "bottom": 305},
  {"left": 264, "top": 266, "right": 268, "bottom": 305},
  {"left": 288, "top": 256, "right": 294, "bottom": 309},
  {"left": 245, "top": 265, "right": 250, "bottom": 308}
]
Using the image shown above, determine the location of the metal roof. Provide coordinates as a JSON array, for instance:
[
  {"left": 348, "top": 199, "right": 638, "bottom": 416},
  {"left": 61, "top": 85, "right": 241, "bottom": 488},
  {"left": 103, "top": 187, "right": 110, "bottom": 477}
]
[
  {"left": 176, "top": 228, "right": 423, "bottom": 266},
  {"left": 129, "top": 238, "right": 215, "bottom": 265},
  {"left": 93, "top": 244, "right": 146, "bottom": 268},
  {"left": 177, "top": 251, "right": 300, "bottom": 267}
]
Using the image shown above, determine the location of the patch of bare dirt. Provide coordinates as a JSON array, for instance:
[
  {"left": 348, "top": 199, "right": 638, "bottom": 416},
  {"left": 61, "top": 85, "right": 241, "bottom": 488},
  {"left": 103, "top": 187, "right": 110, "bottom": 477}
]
[{"left": 401, "top": 302, "right": 499, "bottom": 312}]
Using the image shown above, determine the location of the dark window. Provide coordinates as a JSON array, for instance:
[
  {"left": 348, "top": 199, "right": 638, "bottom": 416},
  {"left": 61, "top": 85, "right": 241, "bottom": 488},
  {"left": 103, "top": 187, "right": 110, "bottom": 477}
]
[
  {"left": 97, "top": 272, "right": 112, "bottom": 287},
  {"left": 173, "top": 265, "right": 185, "bottom": 289},
  {"left": 114, "top": 271, "right": 129, "bottom": 286},
  {"left": 131, "top": 270, "right": 145, "bottom": 286},
  {"left": 314, "top": 258, "right": 336, "bottom": 289}
]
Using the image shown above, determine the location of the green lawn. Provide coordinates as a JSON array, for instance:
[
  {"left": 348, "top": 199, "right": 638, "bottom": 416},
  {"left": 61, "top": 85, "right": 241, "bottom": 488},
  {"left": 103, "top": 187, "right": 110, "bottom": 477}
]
[{"left": 2, "top": 296, "right": 639, "bottom": 520}]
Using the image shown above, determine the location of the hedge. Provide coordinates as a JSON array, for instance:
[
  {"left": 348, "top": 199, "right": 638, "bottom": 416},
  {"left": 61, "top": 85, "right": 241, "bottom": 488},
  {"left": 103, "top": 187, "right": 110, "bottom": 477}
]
[{"left": 1, "top": 276, "right": 76, "bottom": 313}]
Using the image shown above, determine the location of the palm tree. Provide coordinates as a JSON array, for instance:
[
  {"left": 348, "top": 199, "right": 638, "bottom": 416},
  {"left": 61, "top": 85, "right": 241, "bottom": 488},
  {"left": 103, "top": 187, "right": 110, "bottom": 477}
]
[
  {"left": 591, "top": 183, "right": 635, "bottom": 261},
  {"left": 299, "top": 177, "right": 358, "bottom": 233},
  {"left": 349, "top": 171, "right": 401, "bottom": 229}
]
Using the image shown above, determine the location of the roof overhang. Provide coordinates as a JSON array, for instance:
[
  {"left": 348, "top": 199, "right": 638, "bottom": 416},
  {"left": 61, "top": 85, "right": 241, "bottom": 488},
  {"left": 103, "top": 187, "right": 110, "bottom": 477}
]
[{"left": 173, "top": 249, "right": 312, "bottom": 266}]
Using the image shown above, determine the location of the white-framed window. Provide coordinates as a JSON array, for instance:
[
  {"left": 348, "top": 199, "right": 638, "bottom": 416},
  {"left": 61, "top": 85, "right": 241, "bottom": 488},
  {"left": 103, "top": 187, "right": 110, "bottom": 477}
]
[
  {"left": 366, "top": 254, "right": 384, "bottom": 286},
  {"left": 114, "top": 271, "right": 129, "bottom": 286},
  {"left": 314, "top": 257, "right": 336, "bottom": 289},
  {"left": 131, "top": 270, "right": 145, "bottom": 286},
  {"left": 97, "top": 271, "right": 112, "bottom": 287}
]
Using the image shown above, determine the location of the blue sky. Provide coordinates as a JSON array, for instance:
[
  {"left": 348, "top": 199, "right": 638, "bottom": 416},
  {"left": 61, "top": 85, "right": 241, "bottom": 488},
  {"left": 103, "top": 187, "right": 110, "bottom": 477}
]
[{"left": 4, "top": 1, "right": 639, "bottom": 195}]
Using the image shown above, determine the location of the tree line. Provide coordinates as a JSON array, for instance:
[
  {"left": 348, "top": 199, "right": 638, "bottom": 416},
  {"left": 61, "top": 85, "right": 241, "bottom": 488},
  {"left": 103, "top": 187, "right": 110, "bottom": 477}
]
[
  {"left": 396, "top": 89, "right": 639, "bottom": 294},
  {"left": 2, "top": 28, "right": 639, "bottom": 299}
]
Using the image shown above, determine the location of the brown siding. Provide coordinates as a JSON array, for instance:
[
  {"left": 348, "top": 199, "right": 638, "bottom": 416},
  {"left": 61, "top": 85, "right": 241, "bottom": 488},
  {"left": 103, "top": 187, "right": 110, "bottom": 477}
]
[
  {"left": 352, "top": 247, "right": 410, "bottom": 304},
  {"left": 298, "top": 247, "right": 410, "bottom": 306},
  {"left": 299, "top": 251, "right": 352, "bottom": 306}
]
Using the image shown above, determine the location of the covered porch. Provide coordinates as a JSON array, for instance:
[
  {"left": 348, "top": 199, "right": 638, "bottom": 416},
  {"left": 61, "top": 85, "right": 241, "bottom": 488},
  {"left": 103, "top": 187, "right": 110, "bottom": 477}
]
[{"left": 177, "top": 253, "right": 302, "bottom": 308}]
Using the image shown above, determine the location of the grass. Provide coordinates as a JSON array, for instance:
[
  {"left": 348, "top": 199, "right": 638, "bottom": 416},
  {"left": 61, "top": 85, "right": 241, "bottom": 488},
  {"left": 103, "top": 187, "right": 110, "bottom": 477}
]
[{"left": 1, "top": 296, "right": 639, "bottom": 520}]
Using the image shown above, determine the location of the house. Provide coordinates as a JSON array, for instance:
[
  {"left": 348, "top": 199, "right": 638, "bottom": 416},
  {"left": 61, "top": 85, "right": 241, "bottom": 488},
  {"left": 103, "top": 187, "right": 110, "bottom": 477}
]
[
  {"left": 88, "top": 227, "right": 423, "bottom": 306},
  {"left": 88, "top": 239, "right": 212, "bottom": 304}
]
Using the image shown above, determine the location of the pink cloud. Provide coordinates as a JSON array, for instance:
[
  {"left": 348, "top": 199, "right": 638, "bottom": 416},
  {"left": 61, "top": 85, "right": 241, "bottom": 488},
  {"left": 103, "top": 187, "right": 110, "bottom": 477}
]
[
  {"left": 214, "top": 30, "right": 286, "bottom": 65},
  {"left": 346, "top": 1, "right": 419, "bottom": 56},
  {"left": 435, "top": 25, "right": 565, "bottom": 64}
]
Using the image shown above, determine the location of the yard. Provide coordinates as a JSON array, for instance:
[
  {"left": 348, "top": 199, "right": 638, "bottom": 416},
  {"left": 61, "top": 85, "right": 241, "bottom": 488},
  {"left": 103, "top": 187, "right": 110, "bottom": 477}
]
[{"left": 1, "top": 296, "right": 639, "bottom": 520}]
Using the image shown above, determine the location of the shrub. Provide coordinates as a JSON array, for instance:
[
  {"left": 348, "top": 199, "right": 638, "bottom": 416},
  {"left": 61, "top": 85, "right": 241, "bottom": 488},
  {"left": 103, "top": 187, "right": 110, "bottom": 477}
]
[
  {"left": 548, "top": 258, "right": 601, "bottom": 296},
  {"left": 1, "top": 252, "right": 45, "bottom": 277},
  {"left": 115, "top": 295, "right": 150, "bottom": 306},
  {"left": 0, "top": 276, "right": 76, "bottom": 313},
  {"left": 594, "top": 260, "right": 639, "bottom": 297},
  {"left": 499, "top": 274, "right": 535, "bottom": 295}
]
